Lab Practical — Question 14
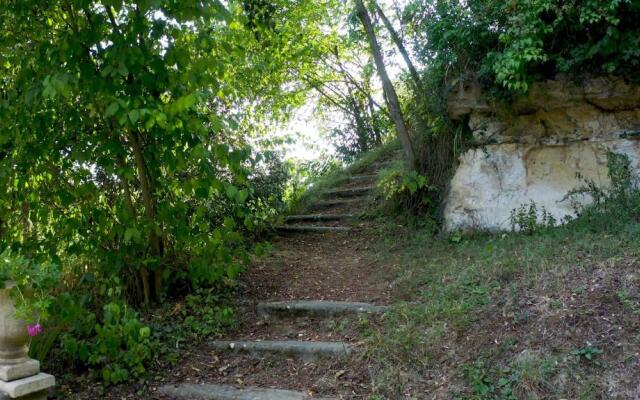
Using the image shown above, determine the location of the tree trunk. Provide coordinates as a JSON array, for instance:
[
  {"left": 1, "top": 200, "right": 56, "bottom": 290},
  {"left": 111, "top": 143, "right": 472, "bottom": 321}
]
[
  {"left": 116, "top": 152, "right": 151, "bottom": 305},
  {"left": 355, "top": 0, "right": 416, "bottom": 170},
  {"left": 374, "top": 1, "right": 430, "bottom": 138},
  {"left": 373, "top": 1, "right": 422, "bottom": 90},
  {"left": 349, "top": 95, "right": 371, "bottom": 152},
  {"left": 128, "top": 130, "right": 163, "bottom": 302}
]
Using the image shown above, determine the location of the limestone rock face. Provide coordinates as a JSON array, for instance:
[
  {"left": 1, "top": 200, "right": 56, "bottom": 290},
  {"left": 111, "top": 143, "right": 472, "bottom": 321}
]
[{"left": 444, "top": 76, "right": 640, "bottom": 231}]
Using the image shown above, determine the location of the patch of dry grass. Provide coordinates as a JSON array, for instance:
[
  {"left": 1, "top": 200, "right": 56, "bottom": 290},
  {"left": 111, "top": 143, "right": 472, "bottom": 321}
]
[{"left": 363, "top": 217, "right": 640, "bottom": 399}]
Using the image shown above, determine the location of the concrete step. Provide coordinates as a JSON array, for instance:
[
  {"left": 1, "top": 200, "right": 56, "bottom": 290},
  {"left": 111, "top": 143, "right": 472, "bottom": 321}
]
[
  {"left": 257, "top": 300, "right": 389, "bottom": 318},
  {"left": 349, "top": 174, "right": 377, "bottom": 182},
  {"left": 274, "top": 225, "right": 350, "bottom": 234},
  {"left": 209, "top": 340, "right": 354, "bottom": 362},
  {"left": 308, "top": 199, "right": 363, "bottom": 210},
  {"left": 324, "top": 186, "right": 374, "bottom": 198},
  {"left": 157, "top": 384, "right": 336, "bottom": 400},
  {"left": 285, "top": 214, "right": 355, "bottom": 223}
]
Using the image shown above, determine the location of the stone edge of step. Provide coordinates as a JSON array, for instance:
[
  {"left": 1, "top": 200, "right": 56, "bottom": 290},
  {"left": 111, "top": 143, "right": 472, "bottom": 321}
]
[
  {"left": 274, "top": 225, "right": 351, "bottom": 233},
  {"left": 209, "top": 340, "right": 354, "bottom": 360},
  {"left": 157, "top": 383, "right": 337, "bottom": 400},
  {"left": 285, "top": 214, "right": 355, "bottom": 222},
  {"left": 324, "top": 186, "right": 375, "bottom": 196},
  {"left": 256, "top": 300, "right": 389, "bottom": 317}
]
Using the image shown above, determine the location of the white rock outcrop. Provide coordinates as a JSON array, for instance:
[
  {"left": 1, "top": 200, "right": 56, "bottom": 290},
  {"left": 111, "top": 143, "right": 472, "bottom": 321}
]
[{"left": 444, "top": 76, "right": 640, "bottom": 231}]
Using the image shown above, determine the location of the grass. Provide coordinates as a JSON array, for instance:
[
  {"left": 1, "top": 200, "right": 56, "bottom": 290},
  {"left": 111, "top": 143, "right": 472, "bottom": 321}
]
[{"left": 363, "top": 207, "right": 640, "bottom": 399}]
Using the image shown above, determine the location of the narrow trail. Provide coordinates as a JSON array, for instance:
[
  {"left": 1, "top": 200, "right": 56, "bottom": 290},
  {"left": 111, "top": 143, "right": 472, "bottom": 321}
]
[{"left": 155, "top": 170, "right": 394, "bottom": 399}]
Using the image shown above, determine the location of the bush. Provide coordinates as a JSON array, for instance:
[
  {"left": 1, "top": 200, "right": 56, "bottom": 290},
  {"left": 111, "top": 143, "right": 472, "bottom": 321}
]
[
  {"left": 60, "top": 301, "right": 152, "bottom": 385},
  {"left": 407, "top": 0, "right": 640, "bottom": 94},
  {"left": 53, "top": 279, "right": 154, "bottom": 385},
  {"left": 376, "top": 161, "right": 433, "bottom": 217}
]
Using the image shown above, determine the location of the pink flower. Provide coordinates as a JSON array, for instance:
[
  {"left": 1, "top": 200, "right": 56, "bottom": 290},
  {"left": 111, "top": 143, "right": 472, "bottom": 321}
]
[{"left": 27, "top": 324, "right": 42, "bottom": 337}]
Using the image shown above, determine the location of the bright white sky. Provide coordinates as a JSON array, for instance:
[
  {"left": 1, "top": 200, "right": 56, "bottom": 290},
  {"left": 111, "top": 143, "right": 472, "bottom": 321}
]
[{"left": 277, "top": 0, "right": 412, "bottom": 163}]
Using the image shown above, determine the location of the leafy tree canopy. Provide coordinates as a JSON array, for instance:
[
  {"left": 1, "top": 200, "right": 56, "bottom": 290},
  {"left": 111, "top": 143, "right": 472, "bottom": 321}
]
[{"left": 0, "top": 0, "right": 340, "bottom": 304}]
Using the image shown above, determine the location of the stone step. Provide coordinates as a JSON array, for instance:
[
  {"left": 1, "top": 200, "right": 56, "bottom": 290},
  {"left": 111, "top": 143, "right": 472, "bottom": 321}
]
[
  {"left": 349, "top": 174, "right": 377, "bottom": 182},
  {"left": 209, "top": 340, "right": 354, "bottom": 362},
  {"left": 274, "top": 225, "right": 351, "bottom": 234},
  {"left": 157, "top": 384, "right": 337, "bottom": 400},
  {"left": 285, "top": 214, "right": 355, "bottom": 223},
  {"left": 308, "top": 199, "right": 363, "bottom": 210},
  {"left": 324, "top": 186, "right": 375, "bottom": 198},
  {"left": 257, "top": 300, "right": 389, "bottom": 318}
]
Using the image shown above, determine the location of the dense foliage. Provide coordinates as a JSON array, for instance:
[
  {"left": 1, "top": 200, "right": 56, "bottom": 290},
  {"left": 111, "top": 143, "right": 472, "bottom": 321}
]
[
  {"left": 0, "top": 0, "right": 339, "bottom": 382},
  {"left": 406, "top": 0, "right": 640, "bottom": 94},
  {"left": 3, "top": 0, "right": 637, "bottom": 388}
]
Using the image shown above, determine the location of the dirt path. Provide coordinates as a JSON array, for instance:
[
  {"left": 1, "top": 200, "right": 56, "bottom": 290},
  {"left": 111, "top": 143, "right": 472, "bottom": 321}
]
[
  {"left": 60, "top": 172, "right": 392, "bottom": 399},
  {"left": 145, "top": 174, "right": 392, "bottom": 399}
]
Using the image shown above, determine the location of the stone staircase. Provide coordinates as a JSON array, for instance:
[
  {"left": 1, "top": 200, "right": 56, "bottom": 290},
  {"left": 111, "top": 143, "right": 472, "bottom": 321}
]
[
  {"left": 158, "top": 173, "right": 387, "bottom": 400},
  {"left": 273, "top": 174, "right": 376, "bottom": 235}
]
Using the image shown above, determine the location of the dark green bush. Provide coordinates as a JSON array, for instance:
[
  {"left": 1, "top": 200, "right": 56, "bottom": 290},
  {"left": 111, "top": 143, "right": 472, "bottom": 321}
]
[{"left": 406, "top": 0, "right": 640, "bottom": 94}]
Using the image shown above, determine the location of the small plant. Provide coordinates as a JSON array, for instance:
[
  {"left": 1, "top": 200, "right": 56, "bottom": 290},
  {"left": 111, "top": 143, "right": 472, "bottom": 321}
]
[
  {"left": 179, "top": 289, "right": 234, "bottom": 339},
  {"left": 566, "top": 152, "right": 640, "bottom": 225},
  {"left": 617, "top": 289, "right": 640, "bottom": 314},
  {"left": 449, "top": 230, "right": 464, "bottom": 244},
  {"left": 572, "top": 346, "right": 603, "bottom": 363},
  {"left": 462, "top": 355, "right": 557, "bottom": 399},
  {"left": 509, "top": 201, "right": 556, "bottom": 234},
  {"left": 376, "top": 161, "right": 433, "bottom": 216},
  {"left": 465, "top": 361, "right": 497, "bottom": 397},
  {"left": 61, "top": 301, "right": 153, "bottom": 385}
]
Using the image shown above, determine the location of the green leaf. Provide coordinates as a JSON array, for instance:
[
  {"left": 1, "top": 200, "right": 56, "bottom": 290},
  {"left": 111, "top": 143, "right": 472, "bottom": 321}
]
[
  {"left": 139, "top": 326, "right": 150, "bottom": 338},
  {"left": 124, "top": 227, "right": 141, "bottom": 244},
  {"left": 238, "top": 189, "right": 249, "bottom": 204},
  {"left": 225, "top": 185, "right": 238, "bottom": 200},
  {"left": 128, "top": 109, "right": 140, "bottom": 124}
]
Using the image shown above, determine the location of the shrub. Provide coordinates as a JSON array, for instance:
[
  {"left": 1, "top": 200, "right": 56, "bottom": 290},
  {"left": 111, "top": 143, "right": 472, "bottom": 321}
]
[
  {"left": 407, "top": 0, "right": 640, "bottom": 94},
  {"left": 60, "top": 301, "right": 153, "bottom": 385},
  {"left": 377, "top": 161, "right": 431, "bottom": 214},
  {"left": 567, "top": 151, "right": 640, "bottom": 228},
  {"left": 509, "top": 201, "right": 556, "bottom": 234}
]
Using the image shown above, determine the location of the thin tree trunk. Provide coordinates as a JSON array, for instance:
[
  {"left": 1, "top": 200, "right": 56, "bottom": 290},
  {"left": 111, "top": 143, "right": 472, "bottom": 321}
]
[
  {"left": 355, "top": 0, "right": 416, "bottom": 170},
  {"left": 116, "top": 152, "right": 150, "bottom": 305},
  {"left": 128, "top": 130, "right": 163, "bottom": 302},
  {"left": 374, "top": 0, "right": 430, "bottom": 138},
  {"left": 367, "top": 95, "right": 382, "bottom": 145},
  {"left": 373, "top": 1, "right": 422, "bottom": 90},
  {"left": 350, "top": 95, "right": 370, "bottom": 152}
]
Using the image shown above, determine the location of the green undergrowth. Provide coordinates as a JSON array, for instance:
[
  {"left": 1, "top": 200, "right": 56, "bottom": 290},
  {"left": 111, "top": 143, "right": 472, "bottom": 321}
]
[
  {"left": 47, "top": 286, "right": 236, "bottom": 392},
  {"left": 363, "top": 157, "right": 640, "bottom": 398}
]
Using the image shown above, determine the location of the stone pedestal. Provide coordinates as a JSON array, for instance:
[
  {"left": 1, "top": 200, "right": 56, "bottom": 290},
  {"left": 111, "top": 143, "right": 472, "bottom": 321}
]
[
  {"left": 0, "top": 283, "right": 54, "bottom": 399},
  {"left": 0, "top": 360, "right": 39, "bottom": 383},
  {"left": 0, "top": 373, "right": 54, "bottom": 399}
]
